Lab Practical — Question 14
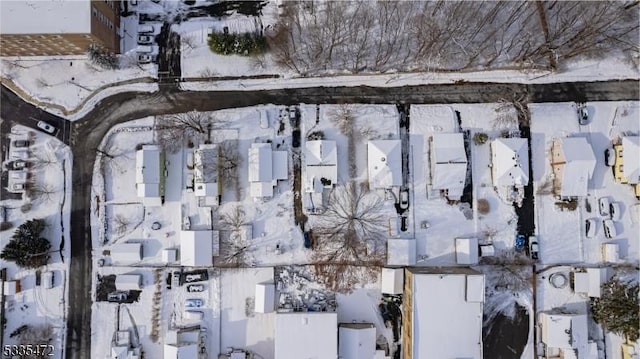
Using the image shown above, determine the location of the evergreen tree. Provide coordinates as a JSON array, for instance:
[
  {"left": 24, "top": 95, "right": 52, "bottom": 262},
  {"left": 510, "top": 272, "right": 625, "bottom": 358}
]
[
  {"left": 591, "top": 278, "right": 639, "bottom": 341},
  {"left": 0, "top": 219, "right": 51, "bottom": 268}
]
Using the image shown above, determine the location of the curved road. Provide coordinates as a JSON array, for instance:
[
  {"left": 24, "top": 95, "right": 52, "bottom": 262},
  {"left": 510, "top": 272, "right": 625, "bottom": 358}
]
[{"left": 1, "top": 79, "right": 638, "bottom": 359}]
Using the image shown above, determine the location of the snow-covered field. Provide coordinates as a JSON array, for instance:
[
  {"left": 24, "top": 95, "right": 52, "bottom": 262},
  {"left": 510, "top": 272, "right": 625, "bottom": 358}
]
[{"left": 0, "top": 126, "right": 72, "bottom": 359}]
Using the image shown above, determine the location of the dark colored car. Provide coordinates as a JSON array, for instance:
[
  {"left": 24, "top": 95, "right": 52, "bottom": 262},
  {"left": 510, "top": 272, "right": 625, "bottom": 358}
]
[
  {"left": 515, "top": 234, "right": 526, "bottom": 252},
  {"left": 303, "top": 231, "right": 312, "bottom": 249}
]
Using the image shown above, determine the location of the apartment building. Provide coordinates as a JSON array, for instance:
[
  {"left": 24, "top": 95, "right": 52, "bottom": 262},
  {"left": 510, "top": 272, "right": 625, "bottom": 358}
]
[{"left": 0, "top": 0, "right": 121, "bottom": 56}]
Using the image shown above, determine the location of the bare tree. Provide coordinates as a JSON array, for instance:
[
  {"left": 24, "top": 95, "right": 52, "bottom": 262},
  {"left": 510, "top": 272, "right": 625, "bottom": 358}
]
[
  {"left": 30, "top": 149, "right": 58, "bottom": 170},
  {"left": 95, "top": 145, "right": 129, "bottom": 175},
  {"left": 218, "top": 140, "right": 241, "bottom": 189},
  {"left": 14, "top": 323, "right": 55, "bottom": 359},
  {"left": 27, "top": 183, "right": 59, "bottom": 204},
  {"left": 218, "top": 204, "right": 254, "bottom": 267},
  {"left": 156, "top": 111, "right": 226, "bottom": 153},
  {"left": 311, "top": 182, "right": 386, "bottom": 292},
  {"left": 113, "top": 214, "right": 131, "bottom": 237}
]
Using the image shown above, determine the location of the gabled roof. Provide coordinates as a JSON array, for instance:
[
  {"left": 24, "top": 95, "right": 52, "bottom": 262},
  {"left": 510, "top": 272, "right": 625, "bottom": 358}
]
[
  {"left": 368, "top": 140, "right": 402, "bottom": 188},
  {"left": 552, "top": 137, "right": 596, "bottom": 197},
  {"left": 491, "top": 138, "right": 529, "bottom": 187},
  {"left": 248, "top": 143, "right": 272, "bottom": 183},
  {"left": 254, "top": 282, "right": 275, "bottom": 313},
  {"left": 110, "top": 243, "right": 142, "bottom": 264},
  {"left": 163, "top": 343, "right": 198, "bottom": 359},
  {"left": 540, "top": 311, "right": 588, "bottom": 353},
  {"left": 455, "top": 237, "right": 479, "bottom": 265},
  {"left": 306, "top": 140, "right": 337, "bottom": 166},
  {"left": 115, "top": 274, "right": 142, "bottom": 291},
  {"left": 180, "top": 231, "right": 216, "bottom": 266},
  {"left": 194, "top": 144, "right": 218, "bottom": 184},
  {"left": 622, "top": 136, "right": 640, "bottom": 184},
  {"left": 573, "top": 268, "right": 612, "bottom": 298},
  {"left": 339, "top": 324, "right": 376, "bottom": 359},
  {"left": 431, "top": 133, "right": 467, "bottom": 199},
  {"left": 136, "top": 145, "right": 163, "bottom": 206},
  {"left": 275, "top": 312, "right": 338, "bottom": 359}
]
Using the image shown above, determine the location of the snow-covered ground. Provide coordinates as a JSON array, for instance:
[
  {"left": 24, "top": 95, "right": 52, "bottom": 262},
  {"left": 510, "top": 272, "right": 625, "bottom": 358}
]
[
  {"left": 530, "top": 102, "right": 640, "bottom": 265},
  {"left": 0, "top": 125, "right": 72, "bottom": 359}
]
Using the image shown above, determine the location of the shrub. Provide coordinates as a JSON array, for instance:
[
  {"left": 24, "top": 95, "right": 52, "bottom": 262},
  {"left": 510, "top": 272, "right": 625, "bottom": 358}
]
[
  {"left": 307, "top": 130, "right": 325, "bottom": 141},
  {"left": 473, "top": 132, "right": 489, "bottom": 145},
  {"left": 477, "top": 199, "right": 490, "bottom": 215},
  {"left": 208, "top": 31, "right": 267, "bottom": 56},
  {"left": 0, "top": 222, "right": 12, "bottom": 231},
  {"left": 87, "top": 44, "right": 119, "bottom": 70}
]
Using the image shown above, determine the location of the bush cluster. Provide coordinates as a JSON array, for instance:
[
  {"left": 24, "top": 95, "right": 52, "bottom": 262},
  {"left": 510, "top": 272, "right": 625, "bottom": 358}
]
[
  {"left": 208, "top": 31, "right": 267, "bottom": 56},
  {"left": 87, "top": 44, "right": 119, "bottom": 70}
]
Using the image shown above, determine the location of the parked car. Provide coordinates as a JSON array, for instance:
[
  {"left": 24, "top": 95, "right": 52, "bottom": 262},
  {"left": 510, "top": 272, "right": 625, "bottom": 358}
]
[
  {"left": 399, "top": 190, "right": 409, "bottom": 210},
  {"left": 185, "top": 273, "right": 204, "bottom": 283},
  {"left": 609, "top": 202, "right": 622, "bottom": 221},
  {"left": 107, "top": 291, "right": 128, "bottom": 302},
  {"left": 185, "top": 299, "right": 204, "bottom": 308},
  {"left": 529, "top": 237, "right": 539, "bottom": 260},
  {"left": 578, "top": 105, "right": 589, "bottom": 125},
  {"left": 303, "top": 231, "right": 312, "bottom": 249},
  {"left": 599, "top": 197, "right": 610, "bottom": 217},
  {"left": 37, "top": 121, "right": 56, "bottom": 134},
  {"left": 183, "top": 216, "right": 191, "bottom": 230},
  {"left": 187, "top": 284, "right": 205, "bottom": 292},
  {"left": 604, "top": 148, "right": 616, "bottom": 167},
  {"left": 42, "top": 271, "right": 54, "bottom": 289},
  {"left": 138, "top": 25, "right": 154, "bottom": 34},
  {"left": 585, "top": 219, "right": 597, "bottom": 238},
  {"left": 10, "top": 160, "right": 27, "bottom": 170},
  {"left": 13, "top": 140, "right": 29, "bottom": 148},
  {"left": 603, "top": 219, "right": 617, "bottom": 238},
  {"left": 515, "top": 234, "right": 526, "bottom": 252},
  {"left": 138, "top": 54, "right": 153, "bottom": 64},
  {"left": 11, "top": 183, "right": 25, "bottom": 191},
  {"left": 184, "top": 310, "right": 204, "bottom": 321},
  {"left": 138, "top": 34, "right": 153, "bottom": 44}
]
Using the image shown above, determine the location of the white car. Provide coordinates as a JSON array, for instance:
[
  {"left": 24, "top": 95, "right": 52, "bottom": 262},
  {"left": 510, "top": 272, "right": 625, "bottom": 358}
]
[
  {"left": 138, "top": 54, "right": 153, "bottom": 64},
  {"left": 585, "top": 219, "right": 597, "bottom": 238},
  {"left": 599, "top": 197, "right": 610, "bottom": 217},
  {"left": 609, "top": 202, "right": 622, "bottom": 221},
  {"left": 399, "top": 190, "right": 409, "bottom": 210},
  {"left": 604, "top": 148, "right": 616, "bottom": 167},
  {"left": 185, "top": 299, "right": 204, "bottom": 308},
  {"left": 603, "top": 219, "right": 617, "bottom": 239},
  {"left": 37, "top": 121, "right": 56, "bottom": 134},
  {"left": 138, "top": 34, "right": 153, "bottom": 44}
]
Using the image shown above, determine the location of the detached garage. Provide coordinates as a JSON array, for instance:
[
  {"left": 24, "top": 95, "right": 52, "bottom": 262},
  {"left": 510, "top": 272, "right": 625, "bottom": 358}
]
[{"left": 115, "top": 274, "right": 142, "bottom": 291}]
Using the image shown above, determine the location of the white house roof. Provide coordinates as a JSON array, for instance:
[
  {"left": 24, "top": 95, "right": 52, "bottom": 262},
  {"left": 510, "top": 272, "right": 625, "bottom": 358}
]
[
  {"left": 573, "top": 268, "right": 612, "bottom": 298},
  {"left": 194, "top": 144, "right": 218, "bottom": 184},
  {"left": 111, "top": 346, "right": 128, "bottom": 359},
  {"left": 136, "top": 145, "right": 162, "bottom": 205},
  {"left": 602, "top": 243, "right": 620, "bottom": 263},
  {"left": 275, "top": 312, "right": 338, "bottom": 359},
  {"left": 272, "top": 151, "right": 288, "bottom": 180},
  {"left": 305, "top": 140, "right": 338, "bottom": 193},
  {"left": 409, "top": 268, "right": 484, "bottom": 359},
  {"left": 339, "top": 324, "right": 376, "bottom": 359},
  {"left": 431, "top": 133, "right": 467, "bottom": 199},
  {"left": 381, "top": 267, "right": 404, "bottom": 295},
  {"left": 250, "top": 182, "right": 273, "bottom": 198},
  {"left": 368, "top": 140, "right": 402, "bottom": 188},
  {"left": 110, "top": 243, "right": 142, "bottom": 264},
  {"left": 115, "top": 274, "right": 142, "bottom": 291},
  {"left": 540, "top": 312, "right": 588, "bottom": 353},
  {"left": 162, "top": 248, "right": 177, "bottom": 263},
  {"left": 455, "top": 238, "right": 479, "bottom": 265},
  {"left": 163, "top": 343, "right": 198, "bottom": 359},
  {"left": 622, "top": 136, "right": 640, "bottom": 184},
  {"left": 387, "top": 239, "right": 416, "bottom": 266},
  {"left": 254, "top": 282, "right": 275, "bottom": 313},
  {"left": 1, "top": 1, "right": 91, "bottom": 35},
  {"left": 248, "top": 143, "right": 272, "bottom": 182},
  {"left": 194, "top": 182, "right": 218, "bottom": 198},
  {"left": 554, "top": 137, "right": 596, "bottom": 197},
  {"left": 491, "top": 138, "right": 529, "bottom": 187},
  {"left": 180, "top": 231, "right": 215, "bottom": 266}
]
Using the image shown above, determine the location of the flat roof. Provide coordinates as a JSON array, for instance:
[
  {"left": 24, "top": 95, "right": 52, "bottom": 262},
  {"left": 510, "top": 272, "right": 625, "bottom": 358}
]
[
  {"left": 275, "top": 312, "right": 337, "bottom": 359},
  {"left": 1, "top": 1, "right": 91, "bottom": 35},
  {"left": 387, "top": 239, "right": 416, "bottom": 266},
  {"left": 110, "top": 243, "right": 142, "bottom": 263},
  {"left": 410, "top": 270, "right": 484, "bottom": 359},
  {"left": 339, "top": 325, "right": 376, "bottom": 359}
]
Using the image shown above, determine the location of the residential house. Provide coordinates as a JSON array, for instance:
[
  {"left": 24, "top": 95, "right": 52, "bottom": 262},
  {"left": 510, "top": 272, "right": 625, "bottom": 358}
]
[
  {"left": 135, "top": 145, "right": 165, "bottom": 207},
  {"left": 368, "top": 140, "right": 402, "bottom": 189},
  {"left": 194, "top": 144, "right": 219, "bottom": 206},
  {"left": 248, "top": 143, "right": 288, "bottom": 199},
  {"left": 115, "top": 274, "right": 142, "bottom": 291},
  {"left": 573, "top": 267, "right": 612, "bottom": 298},
  {"left": 455, "top": 237, "right": 479, "bottom": 265},
  {"left": 254, "top": 282, "right": 275, "bottom": 314},
  {"left": 540, "top": 310, "right": 594, "bottom": 359},
  {"left": 551, "top": 137, "right": 596, "bottom": 198},
  {"left": 0, "top": 0, "right": 121, "bottom": 56},
  {"left": 164, "top": 329, "right": 200, "bottom": 359},
  {"left": 180, "top": 230, "right": 218, "bottom": 267},
  {"left": 430, "top": 133, "right": 468, "bottom": 200},
  {"left": 339, "top": 323, "right": 377, "bottom": 359},
  {"left": 614, "top": 136, "right": 640, "bottom": 197},
  {"left": 490, "top": 138, "right": 529, "bottom": 205},
  {"left": 110, "top": 330, "right": 140, "bottom": 359},
  {"left": 387, "top": 239, "right": 416, "bottom": 266},
  {"left": 381, "top": 267, "right": 404, "bottom": 295},
  {"left": 402, "top": 267, "right": 484, "bottom": 359},
  {"left": 304, "top": 140, "right": 338, "bottom": 210},
  {"left": 275, "top": 312, "right": 338, "bottom": 359},
  {"left": 110, "top": 243, "right": 143, "bottom": 264}
]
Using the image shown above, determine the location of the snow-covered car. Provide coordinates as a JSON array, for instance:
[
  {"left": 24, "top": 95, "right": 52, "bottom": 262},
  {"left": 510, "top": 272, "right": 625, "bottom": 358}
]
[
  {"left": 11, "top": 183, "right": 25, "bottom": 191},
  {"left": 107, "top": 291, "right": 128, "bottom": 302},
  {"left": 585, "top": 219, "right": 597, "bottom": 238},
  {"left": 185, "top": 299, "right": 204, "bottom": 308},
  {"left": 598, "top": 197, "right": 610, "bottom": 217},
  {"left": 37, "top": 121, "right": 57, "bottom": 134},
  {"left": 515, "top": 234, "right": 526, "bottom": 252},
  {"left": 399, "top": 190, "right": 409, "bottom": 210},
  {"left": 529, "top": 237, "right": 539, "bottom": 260},
  {"left": 138, "top": 54, "right": 153, "bottom": 64},
  {"left": 138, "top": 34, "right": 153, "bottom": 44},
  {"left": 578, "top": 106, "right": 589, "bottom": 125},
  {"left": 187, "top": 284, "right": 205, "bottom": 292},
  {"left": 604, "top": 148, "right": 616, "bottom": 167},
  {"left": 185, "top": 273, "right": 204, "bottom": 283},
  {"left": 13, "top": 140, "right": 29, "bottom": 148},
  {"left": 609, "top": 202, "right": 622, "bottom": 221},
  {"left": 183, "top": 216, "right": 191, "bottom": 230},
  {"left": 603, "top": 219, "right": 617, "bottom": 239},
  {"left": 10, "top": 160, "right": 27, "bottom": 170}
]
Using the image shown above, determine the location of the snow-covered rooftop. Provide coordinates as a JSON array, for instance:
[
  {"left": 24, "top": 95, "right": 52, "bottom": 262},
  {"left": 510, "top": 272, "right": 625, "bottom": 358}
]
[
  {"left": 115, "top": 274, "right": 142, "bottom": 291},
  {"left": 573, "top": 268, "right": 612, "bottom": 298},
  {"left": 368, "top": 140, "right": 402, "bottom": 189},
  {"left": 455, "top": 237, "right": 479, "bottom": 265},
  {"left": 0, "top": 1, "right": 91, "bottom": 34},
  {"left": 491, "top": 138, "right": 529, "bottom": 187},
  {"left": 551, "top": 137, "right": 596, "bottom": 197},
  {"left": 163, "top": 343, "right": 198, "bottom": 359},
  {"left": 248, "top": 143, "right": 288, "bottom": 198},
  {"left": 431, "top": 133, "right": 467, "bottom": 199},
  {"left": 407, "top": 267, "right": 484, "bottom": 359},
  {"left": 110, "top": 243, "right": 142, "bottom": 264},
  {"left": 381, "top": 267, "right": 404, "bottom": 295},
  {"left": 180, "top": 230, "right": 216, "bottom": 266},
  {"left": 305, "top": 140, "right": 338, "bottom": 193},
  {"left": 387, "top": 239, "right": 416, "bottom": 266},
  {"left": 194, "top": 144, "right": 218, "bottom": 184},
  {"left": 540, "top": 311, "right": 589, "bottom": 354},
  {"left": 338, "top": 324, "right": 376, "bottom": 359},
  {"left": 621, "top": 136, "right": 640, "bottom": 184},
  {"left": 135, "top": 145, "right": 163, "bottom": 206},
  {"left": 254, "top": 282, "right": 275, "bottom": 314},
  {"left": 275, "top": 312, "right": 338, "bottom": 359}
]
